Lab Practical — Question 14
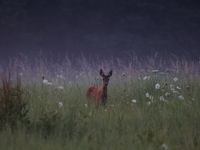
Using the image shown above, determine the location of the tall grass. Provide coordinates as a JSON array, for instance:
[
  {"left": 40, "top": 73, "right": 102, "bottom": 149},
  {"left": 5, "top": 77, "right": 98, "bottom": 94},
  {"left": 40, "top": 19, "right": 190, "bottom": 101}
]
[{"left": 0, "top": 54, "right": 200, "bottom": 150}]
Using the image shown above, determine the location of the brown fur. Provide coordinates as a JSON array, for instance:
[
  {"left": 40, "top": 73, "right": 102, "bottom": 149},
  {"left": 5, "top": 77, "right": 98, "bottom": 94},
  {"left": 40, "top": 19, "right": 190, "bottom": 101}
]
[{"left": 86, "top": 69, "right": 112, "bottom": 106}]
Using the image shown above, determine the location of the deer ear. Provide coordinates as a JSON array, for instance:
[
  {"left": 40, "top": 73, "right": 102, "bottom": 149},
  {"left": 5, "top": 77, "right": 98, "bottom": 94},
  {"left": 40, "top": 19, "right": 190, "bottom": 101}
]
[
  {"left": 108, "top": 70, "right": 112, "bottom": 77},
  {"left": 100, "top": 69, "right": 105, "bottom": 76}
]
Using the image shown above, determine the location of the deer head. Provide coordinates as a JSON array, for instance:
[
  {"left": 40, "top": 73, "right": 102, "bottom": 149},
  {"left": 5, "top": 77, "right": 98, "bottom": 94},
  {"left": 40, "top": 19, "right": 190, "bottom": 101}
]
[{"left": 100, "top": 69, "right": 112, "bottom": 87}]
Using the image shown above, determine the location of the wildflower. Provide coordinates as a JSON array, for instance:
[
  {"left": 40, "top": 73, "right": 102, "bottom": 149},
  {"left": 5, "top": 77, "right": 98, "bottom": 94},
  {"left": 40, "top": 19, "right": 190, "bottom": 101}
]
[
  {"left": 138, "top": 77, "right": 141, "bottom": 80},
  {"left": 149, "top": 95, "right": 154, "bottom": 101},
  {"left": 85, "top": 104, "right": 88, "bottom": 108},
  {"left": 152, "top": 70, "right": 158, "bottom": 73},
  {"left": 161, "top": 143, "right": 168, "bottom": 150},
  {"left": 192, "top": 98, "right": 195, "bottom": 100},
  {"left": 143, "top": 76, "right": 148, "bottom": 80},
  {"left": 176, "top": 86, "right": 181, "bottom": 90},
  {"left": 155, "top": 83, "right": 160, "bottom": 89},
  {"left": 43, "top": 79, "right": 48, "bottom": 84},
  {"left": 170, "top": 84, "right": 174, "bottom": 89},
  {"left": 174, "top": 77, "right": 178, "bottom": 82},
  {"left": 171, "top": 89, "right": 179, "bottom": 94},
  {"left": 132, "top": 99, "right": 137, "bottom": 103},
  {"left": 59, "top": 102, "right": 63, "bottom": 108},
  {"left": 59, "top": 75, "right": 65, "bottom": 79},
  {"left": 47, "top": 82, "right": 52, "bottom": 85},
  {"left": 58, "top": 86, "right": 64, "bottom": 90},
  {"left": 178, "top": 95, "right": 184, "bottom": 100},
  {"left": 19, "top": 72, "right": 23, "bottom": 76},
  {"left": 105, "top": 109, "right": 107, "bottom": 112},
  {"left": 159, "top": 72, "right": 165, "bottom": 75},
  {"left": 76, "top": 75, "right": 78, "bottom": 78},
  {"left": 160, "top": 96, "right": 165, "bottom": 101},
  {"left": 165, "top": 92, "right": 170, "bottom": 97},
  {"left": 147, "top": 76, "right": 150, "bottom": 79},
  {"left": 122, "top": 73, "right": 126, "bottom": 76},
  {"left": 147, "top": 102, "right": 151, "bottom": 105},
  {"left": 146, "top": 93, "right": 149, "bottom": 98},
  {"left": 89, "top": 112, "right": 92, "bottom": 116}
]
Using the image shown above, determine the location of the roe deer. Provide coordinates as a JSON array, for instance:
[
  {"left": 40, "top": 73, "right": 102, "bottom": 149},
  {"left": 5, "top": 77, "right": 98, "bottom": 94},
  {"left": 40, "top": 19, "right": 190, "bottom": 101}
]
[{"left": 86, "top": 69, "right": 112, "bottom": 106}]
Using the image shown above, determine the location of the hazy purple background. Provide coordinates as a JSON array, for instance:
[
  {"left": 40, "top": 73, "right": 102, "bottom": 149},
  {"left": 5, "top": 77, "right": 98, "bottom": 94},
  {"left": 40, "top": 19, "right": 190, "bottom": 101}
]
[{"left": 1, "top": 0, "right": 200, "bottom": 65}]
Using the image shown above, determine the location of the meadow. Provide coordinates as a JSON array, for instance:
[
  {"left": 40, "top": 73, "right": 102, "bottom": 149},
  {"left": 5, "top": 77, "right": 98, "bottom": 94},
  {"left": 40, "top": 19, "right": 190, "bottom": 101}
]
[{"left": 0, "top": 54, "right": 200, "bottom": 150}]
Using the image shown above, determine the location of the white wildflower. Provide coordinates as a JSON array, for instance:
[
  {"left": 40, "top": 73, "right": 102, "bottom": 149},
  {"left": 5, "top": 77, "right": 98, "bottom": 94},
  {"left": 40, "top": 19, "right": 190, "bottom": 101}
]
[
  {"left": 146, "top": 93, "right": 149, "bottom": 98},
  {"left": 165, "top": 92, "right": 170, "bottom": 97},
  {"left": 59, "top": 75, "right": 65, "bottom": 79},
  {"left": 143, "top": 76, "right": 148, "bottom": 80},
  {"left": 152, "top": 70, "right": 158, "bottom": 73},
  {"left": 160, "top": 96, "right": 165, "bottom": 101},
  {"left": 192, "top": 98, "right": 195, "bottom": 100},
  {"left": 161, "top": 143, "right": 168, "bottom": 150},
  {"left": 85, "top": 104, "right": 88, "bottom": 108},
  {"left": 58, "top": 86, "right": 64, "bottom": 90},
  {"left": 159, "top": 72, "right": 165, "bottom": 75},
  {"left": 149, "top": 95, "right": 154, "bottom": 101},
  {"left": 76, "top": 75, "right": 78, "bottom": 78},
  {"left": 59, "top": 102, "right": 63, "bottom": 108},
  {"left": 174, "top": 77, "right": 178, "bottom": 82},
  {"left": 170, "top": 84, "right": 174, "bottom": 89},
  {"left": 178, "top": 95, "right": 184, "bottom": 100},
  {"left": 19, "top": 72, "right": 23, "bottom": 76},
  {"left": 172, "top": 89, "right": 179, "bottom": 94},
  {"left": 147, "top": 102, "right": 151, "bottom": 105},
  {"left": 176, "top": 86, "right": 181, "bottom": 90},
  {"left": 43, "top": 79, "right": 48, "bottom": 84},
  {"left": 155, "top": 83, "right": 160, "bottom": 89},
  {"left": 175, "top": 91, "right": 180, "bottom": 94},
  {"left": 47, "top": 82, "right": 52, "bottom": 85},
  {"left": 132, "top": 99, "right": 137, "bottom": 103},
  {"left": 138, "top": 77, "right": 141, "bottom": 80}
]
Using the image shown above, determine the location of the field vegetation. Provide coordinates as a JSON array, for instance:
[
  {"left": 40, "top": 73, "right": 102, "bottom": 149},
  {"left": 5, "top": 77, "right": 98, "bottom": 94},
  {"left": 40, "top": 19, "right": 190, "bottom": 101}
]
[{"left": 0, "top": 54, "right": 200, "bottom": 150}]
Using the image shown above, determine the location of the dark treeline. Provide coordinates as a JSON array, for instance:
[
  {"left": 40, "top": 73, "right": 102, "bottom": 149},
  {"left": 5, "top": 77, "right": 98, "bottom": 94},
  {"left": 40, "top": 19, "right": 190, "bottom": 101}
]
[{"left": 0, "top": 0, "right": 200, "bottom": 63}]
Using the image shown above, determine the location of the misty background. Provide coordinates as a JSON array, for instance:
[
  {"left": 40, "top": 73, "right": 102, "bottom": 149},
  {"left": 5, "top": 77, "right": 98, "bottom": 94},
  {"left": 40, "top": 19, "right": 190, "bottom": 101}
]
[{"left": 0, "top": 0, "right": 200, "bottom": 64}]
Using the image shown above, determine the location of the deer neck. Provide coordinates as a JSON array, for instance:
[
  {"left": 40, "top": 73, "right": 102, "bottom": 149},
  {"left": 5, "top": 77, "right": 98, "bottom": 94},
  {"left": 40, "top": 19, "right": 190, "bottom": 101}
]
[{"left": 102, "top": 85, "right": 107, "bottom": 98}]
